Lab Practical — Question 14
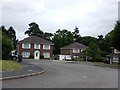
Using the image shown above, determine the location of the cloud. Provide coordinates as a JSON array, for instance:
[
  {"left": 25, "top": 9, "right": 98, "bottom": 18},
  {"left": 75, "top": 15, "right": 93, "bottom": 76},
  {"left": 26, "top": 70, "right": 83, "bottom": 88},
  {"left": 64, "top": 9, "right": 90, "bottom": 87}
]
[
  {"left": 1, "top": 0, "right": 119, "bottom": 40},
  {"left": 51, "top": 1, "right": 97, "bottom": 23}
]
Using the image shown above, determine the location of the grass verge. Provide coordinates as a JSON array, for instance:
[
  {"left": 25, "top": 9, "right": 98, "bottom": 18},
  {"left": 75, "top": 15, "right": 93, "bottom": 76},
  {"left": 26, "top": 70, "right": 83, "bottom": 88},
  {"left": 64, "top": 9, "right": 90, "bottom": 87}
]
[{"left": 0, "top": 60, "right": 22, "bottom": 71}]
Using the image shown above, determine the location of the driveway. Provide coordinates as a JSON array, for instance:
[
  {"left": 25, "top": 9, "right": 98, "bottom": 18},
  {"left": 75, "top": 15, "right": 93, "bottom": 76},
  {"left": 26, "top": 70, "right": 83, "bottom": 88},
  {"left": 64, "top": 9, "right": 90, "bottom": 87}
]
[{"left": 2, "top": 60, "right": 118, "bottom": 88}]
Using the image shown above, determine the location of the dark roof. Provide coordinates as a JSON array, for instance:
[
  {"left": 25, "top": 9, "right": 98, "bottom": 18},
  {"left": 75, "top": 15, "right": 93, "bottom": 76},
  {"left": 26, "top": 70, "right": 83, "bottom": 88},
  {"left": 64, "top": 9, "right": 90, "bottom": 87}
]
[
  {"left": 60, "top": 42, "right": 88, "bottom": 50},
  {"left": 106, "top": 53, "right": 120, "bottom": 57},
  {"left": 19, "top": 36, "right": 54, "bottom": 45}
]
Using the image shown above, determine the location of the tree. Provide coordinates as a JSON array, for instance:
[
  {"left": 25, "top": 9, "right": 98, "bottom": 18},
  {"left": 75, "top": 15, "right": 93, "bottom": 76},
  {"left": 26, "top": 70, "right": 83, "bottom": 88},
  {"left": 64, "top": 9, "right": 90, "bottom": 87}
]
[
  {"left": 8, "top": 26, "right": 17, "bottom": 49},
  {"left": 52, "top": 29, "right": 74, "bottom": 54},
  {"left": 0, "top": 26, "right": 13, "bottom": 60},
  {"left": 85, "top": 42, "right": 102, "bottom": 62},
  {"left": 97, "top": 35, "right": 107, "bottom": 57},
  {"left": 43, "top": 32, "right": 53, "bottom": 41},
  {"left": 98, "top": 35, "right": 103, "bottom": 40},
  {"left": 25, "top": 22, "right": 44, "bottom": 37},
  {"left": 104, "top": 31, "right": 113, "bottom": 52},
  {"left": 111, "top": 21, "right": 120, "bottom": 51},
  {"left": 72, "top": 26, "right": 81, "bottom": 42},
  {"left": 80, "top": 36, "right": 97, "bottom": 46}
]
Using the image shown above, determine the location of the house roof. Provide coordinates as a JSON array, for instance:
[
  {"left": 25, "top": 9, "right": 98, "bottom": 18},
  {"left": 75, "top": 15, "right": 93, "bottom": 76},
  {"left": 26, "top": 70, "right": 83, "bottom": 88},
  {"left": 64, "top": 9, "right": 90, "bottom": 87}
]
[
  {"left": 106, "top": 53, "right": 120, "bottom": 57},
  {"left": 19, "top": 36, "right": 54, "bottom": 45},
  {"left": 60, "top": 42, "right": 88, "bottom": 50}
]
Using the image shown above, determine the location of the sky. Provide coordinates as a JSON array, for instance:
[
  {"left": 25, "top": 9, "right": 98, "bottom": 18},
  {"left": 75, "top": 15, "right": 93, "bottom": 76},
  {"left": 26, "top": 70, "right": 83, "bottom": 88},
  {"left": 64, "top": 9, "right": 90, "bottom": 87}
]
[{"left": 1, "top": 0, "right": 119, "bottom": 40}]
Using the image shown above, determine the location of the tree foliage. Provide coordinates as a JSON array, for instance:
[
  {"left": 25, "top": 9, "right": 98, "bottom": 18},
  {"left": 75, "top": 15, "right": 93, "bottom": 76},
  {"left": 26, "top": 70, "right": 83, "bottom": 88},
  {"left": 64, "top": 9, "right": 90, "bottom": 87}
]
[
  {"left": 43, "top": 32, "right": 53, "bottom": 41},
  {"left": 8, "top": 26, "right": 17, "bottom": 49},
  {"left": 0, "top": 26, "right": 13, "bottom": 60},
  {"left": 111, "top": 21, "right": 120, "bottom": 51},
  {"left": 25, "top": 22, "right": 53, "bottom": 41},
  {"left": 80, "top": 36, "right": 97, "bottom": 46},
  {"left": 85, "top": 42, "right": 102, "bottom": 62},
  {"left": 72, "top": 26, "right": 81, "bottom": 42},
  {"left": 52, "top": 29, "right": 74, "bottom": 54},
  {"left": 25, "top": 22, "right": 44, "bottom": 37}
]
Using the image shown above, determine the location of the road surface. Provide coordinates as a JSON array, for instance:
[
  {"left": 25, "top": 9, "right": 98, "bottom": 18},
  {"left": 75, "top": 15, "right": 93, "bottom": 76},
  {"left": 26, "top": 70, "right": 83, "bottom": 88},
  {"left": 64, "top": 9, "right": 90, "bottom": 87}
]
[{"left": 2, "top": 60, "right": 118, "bottom": 88}]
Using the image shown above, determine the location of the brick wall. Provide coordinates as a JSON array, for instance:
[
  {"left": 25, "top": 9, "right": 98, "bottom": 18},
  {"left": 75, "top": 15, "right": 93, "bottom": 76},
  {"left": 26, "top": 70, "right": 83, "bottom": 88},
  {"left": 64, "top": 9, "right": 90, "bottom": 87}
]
[
  {"left": 16, "top": 43, "right": 53, "bottom": 58},
  {"left": 61, "top": 49, "right": 73, "bottom": 55}
]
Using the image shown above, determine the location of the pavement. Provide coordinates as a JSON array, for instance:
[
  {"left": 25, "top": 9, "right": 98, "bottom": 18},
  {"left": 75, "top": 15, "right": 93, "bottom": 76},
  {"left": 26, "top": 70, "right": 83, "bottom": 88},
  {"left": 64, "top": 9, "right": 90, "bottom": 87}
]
[{"left": 1, "top": 60, "right": 46, "bottom": 80}]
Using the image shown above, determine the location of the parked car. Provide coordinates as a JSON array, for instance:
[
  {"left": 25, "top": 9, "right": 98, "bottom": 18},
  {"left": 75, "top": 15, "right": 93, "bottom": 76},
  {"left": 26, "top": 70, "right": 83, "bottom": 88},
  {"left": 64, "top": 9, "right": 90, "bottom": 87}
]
[{"left": 10, "top": 50, "right": 18, "bottom": 60}]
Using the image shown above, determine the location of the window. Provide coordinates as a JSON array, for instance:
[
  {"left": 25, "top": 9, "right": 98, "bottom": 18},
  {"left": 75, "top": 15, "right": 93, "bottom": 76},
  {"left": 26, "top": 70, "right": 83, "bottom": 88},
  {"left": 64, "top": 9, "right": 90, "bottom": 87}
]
[
  {"left": 34, "top": 44, "right": 40, "bottom": 49},
  {"left": 73, "top": 49, "right": 80, "bottom": 53},
  {"left": 43, "top": 45, "right": 50, "bottom": 50},
  {"left": 22, "top": 43, "right": 30, "bottom": 49},
  {"left": 43, "top": 52, "right": 50, "bottom": 58},
  {"left": 22, "top": 52, "right": 30, "bottom": 58}
]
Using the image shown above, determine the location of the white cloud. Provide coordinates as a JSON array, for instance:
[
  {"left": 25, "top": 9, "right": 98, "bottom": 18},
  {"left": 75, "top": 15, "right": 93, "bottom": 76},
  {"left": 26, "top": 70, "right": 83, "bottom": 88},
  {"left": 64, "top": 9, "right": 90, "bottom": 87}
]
[
  {"left": 51, "top": 1, "right": 97, "bottom": 23},
  {"left": 1, "top": 0, "right": 119, "bottom": 40}
]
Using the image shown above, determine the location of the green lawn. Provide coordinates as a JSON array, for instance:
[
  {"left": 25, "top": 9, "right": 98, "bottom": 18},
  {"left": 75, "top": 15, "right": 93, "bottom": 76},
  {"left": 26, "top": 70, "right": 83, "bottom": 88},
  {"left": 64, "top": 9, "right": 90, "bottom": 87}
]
[{"left": 0, "top": 60, "right": 22, "bottom": 71}]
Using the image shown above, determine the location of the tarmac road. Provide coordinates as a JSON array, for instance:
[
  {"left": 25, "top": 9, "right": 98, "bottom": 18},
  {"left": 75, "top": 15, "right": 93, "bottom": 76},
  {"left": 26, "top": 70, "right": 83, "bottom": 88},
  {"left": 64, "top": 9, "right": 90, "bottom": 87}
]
[{"left": 2, "top": 60, "right": 118, "bottom": 88}]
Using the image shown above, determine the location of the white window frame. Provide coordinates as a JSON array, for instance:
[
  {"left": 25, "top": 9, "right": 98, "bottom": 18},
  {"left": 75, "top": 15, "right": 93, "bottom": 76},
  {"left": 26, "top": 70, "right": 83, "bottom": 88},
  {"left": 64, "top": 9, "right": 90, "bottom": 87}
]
[
  {"left": 43, "top": 52, "right": 50, "bottom": 58},
  {"left": 22, "top": 52, "right": 30, "bottom": 58},
  {"left": 73, "top": 49, "right": 80, "bottom": 53},
  {"left": 43, "top": 45, "right": 50, "bottom": 50},
  {"left": 22, "top": 43, "right": 31, "bottom": 49},
  {"left": 34, "top": 44, "right": 40, "bottom": 49}
]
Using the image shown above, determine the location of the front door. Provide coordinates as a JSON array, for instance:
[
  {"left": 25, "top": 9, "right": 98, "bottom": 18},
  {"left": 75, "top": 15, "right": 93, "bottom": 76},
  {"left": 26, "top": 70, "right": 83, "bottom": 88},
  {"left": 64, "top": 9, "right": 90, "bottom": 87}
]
[{"left": 34, "top": 51, "right": 40, "bottom": 59}]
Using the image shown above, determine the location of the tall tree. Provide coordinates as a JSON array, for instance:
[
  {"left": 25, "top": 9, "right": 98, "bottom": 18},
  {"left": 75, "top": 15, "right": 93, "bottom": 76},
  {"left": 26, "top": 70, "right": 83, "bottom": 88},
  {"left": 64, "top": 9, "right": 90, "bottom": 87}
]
[
  {"left": 111, "top": 21, "right": 120, "bottom": 51},
  {"left": 73, "top": 26, "right": 81, "bottom": 42},
  {"left": 43, "top": 32, "right": 53, "bottom": 41},
  {"left": 8, "top": 26, "right": 17, "bottom": 49},
  {"left": 25, "top": 22, "right": 44, "bottom": 37},
  {"left": 1, "top": 25, "right": 8, "bottom": 35},
  {"left": 85, "top": 42, "right": 102, "bottom": 62},
  {"left": 52, "top": 29, "right": 74, "bottom": 54},
  {"left": 97, "top": 35, "right": 107, "bottom": 56},
  {"left": 0, "top": 26, "right": 13, "bottom": 60},
  {"left": 80, "top": 36, "right": 97, "bottom": 46},
  {"left": 98, "top": 35, "right": 103, "bottom": 40},
  {"left": 104, "top": 31, "right": 113, "bottom": 52}
]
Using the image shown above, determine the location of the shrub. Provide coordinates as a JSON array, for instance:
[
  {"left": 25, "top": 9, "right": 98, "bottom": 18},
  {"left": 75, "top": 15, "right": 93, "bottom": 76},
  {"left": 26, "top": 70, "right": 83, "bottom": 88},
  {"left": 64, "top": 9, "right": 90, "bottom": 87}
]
[
  {"left": 29, "top": 55, "right": 34, "bottom": 59},
  {"left": 95, "top": 56, "right": 104, "bottom": 62},
  {"left": 40, "top": 54, "right": 44, "bottom": 59},
  {"left": 72, "top": 58, "right": 85, "bottom": 61},
  {"left": 103, "top": 59, "right": 110, "bottom": 64}
]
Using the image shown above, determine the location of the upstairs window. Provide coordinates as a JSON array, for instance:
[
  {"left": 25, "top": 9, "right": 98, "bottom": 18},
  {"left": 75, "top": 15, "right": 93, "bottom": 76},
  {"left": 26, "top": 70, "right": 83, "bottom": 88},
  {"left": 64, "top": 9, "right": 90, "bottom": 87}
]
[
  {"left": 43, "top": 45, "right": 50, "bottom": 50},
  {"left": 22, "top": 43, "right": 31, "bottom": 49},
  {"left": 73, "top": 49, "right": 80, "bottom": 53},
  {"left": 34, "top": 44, "right": 40, "bottom": 49}
]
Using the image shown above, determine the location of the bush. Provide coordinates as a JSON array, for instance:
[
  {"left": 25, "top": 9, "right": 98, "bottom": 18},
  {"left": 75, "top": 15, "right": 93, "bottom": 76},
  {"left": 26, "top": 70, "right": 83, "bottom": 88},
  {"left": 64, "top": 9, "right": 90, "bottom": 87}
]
[
  {"left": 29, "top": 55, "right": 34, "bottom": 59},
  {"left": 103, "top": 59, "right": 110, "bottom": 64},
  {"left": 95, "top": 57, "right": 104, "bottom": 62},
  {"left": 40, "top": 54, "right": 44, "bottom": 59},
  {"left": 72, "top": 58, "right": 85, "bottom": 61}
]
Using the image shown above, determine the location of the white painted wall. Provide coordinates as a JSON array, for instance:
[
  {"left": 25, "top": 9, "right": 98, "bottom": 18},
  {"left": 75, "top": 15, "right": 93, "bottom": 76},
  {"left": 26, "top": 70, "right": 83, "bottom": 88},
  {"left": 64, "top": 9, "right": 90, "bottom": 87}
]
[{"left": 59, "top": 55, "right": 71, "bottom": 60}]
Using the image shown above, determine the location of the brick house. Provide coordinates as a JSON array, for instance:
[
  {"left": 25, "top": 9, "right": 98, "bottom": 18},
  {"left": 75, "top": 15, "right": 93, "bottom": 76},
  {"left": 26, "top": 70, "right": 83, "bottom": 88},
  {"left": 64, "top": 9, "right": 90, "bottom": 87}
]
[
  {"left": 59, "top": 42, "right": 88, "bottom": 60},
  {"left": 16, "top": 36, "right": 54, "bottom": 59}
]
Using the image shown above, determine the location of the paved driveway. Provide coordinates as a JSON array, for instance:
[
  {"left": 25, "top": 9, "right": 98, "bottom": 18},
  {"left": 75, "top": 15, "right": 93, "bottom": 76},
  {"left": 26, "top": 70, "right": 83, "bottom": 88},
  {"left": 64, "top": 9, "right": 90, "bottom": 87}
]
[{"left": 2, "top": 60, "right": 118, "bottom": 88}]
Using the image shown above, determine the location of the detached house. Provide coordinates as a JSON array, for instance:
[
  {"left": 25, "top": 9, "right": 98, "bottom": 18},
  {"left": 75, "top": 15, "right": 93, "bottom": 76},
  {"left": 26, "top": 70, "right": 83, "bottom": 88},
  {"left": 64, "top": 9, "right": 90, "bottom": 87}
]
[
  {"left": 16, "top": 36, "right": 54, "bottom": 59},
  {"left": 106, "top": 48, "right": 120, "bottom": 64},
  {"left": 59, "top": 42, "right": 88, "bottom": 60}
]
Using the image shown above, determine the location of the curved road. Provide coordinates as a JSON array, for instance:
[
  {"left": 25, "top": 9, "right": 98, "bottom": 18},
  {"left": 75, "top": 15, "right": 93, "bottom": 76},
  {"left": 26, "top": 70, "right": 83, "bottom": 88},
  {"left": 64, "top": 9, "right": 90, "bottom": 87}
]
[{"left": 2, "top": 60, "right": 118, "bottom": 88}]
